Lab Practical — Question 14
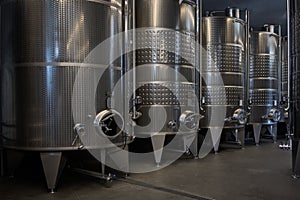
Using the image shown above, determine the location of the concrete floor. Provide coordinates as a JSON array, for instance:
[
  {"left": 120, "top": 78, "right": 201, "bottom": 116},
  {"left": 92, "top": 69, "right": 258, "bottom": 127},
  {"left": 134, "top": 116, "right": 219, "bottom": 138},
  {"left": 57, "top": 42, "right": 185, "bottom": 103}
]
[{"left": 0, "top": 140, "right": 299, "bottom": 200}]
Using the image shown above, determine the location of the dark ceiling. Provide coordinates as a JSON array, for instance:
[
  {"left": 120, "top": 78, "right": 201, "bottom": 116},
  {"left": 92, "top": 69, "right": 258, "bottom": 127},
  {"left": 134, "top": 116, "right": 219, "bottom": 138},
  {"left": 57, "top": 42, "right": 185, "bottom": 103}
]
[{"left": 203, "top": 0, "right": 287, "bottom": 35}]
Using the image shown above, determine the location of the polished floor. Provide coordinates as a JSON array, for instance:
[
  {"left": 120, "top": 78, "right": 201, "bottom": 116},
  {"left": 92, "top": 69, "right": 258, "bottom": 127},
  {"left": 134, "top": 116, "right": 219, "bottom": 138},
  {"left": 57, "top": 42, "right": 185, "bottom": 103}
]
[{"left": 0, "top": 140, "right": 299, "bottom": 200}]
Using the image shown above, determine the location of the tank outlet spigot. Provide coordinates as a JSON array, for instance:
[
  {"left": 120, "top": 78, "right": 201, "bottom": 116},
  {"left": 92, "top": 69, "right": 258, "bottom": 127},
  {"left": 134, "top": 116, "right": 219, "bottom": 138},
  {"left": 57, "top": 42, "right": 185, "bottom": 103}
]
[
  {"left": 224, "top": 109, "right": 247, "bottom": 125},
  {"left": 232, "top": 109, "right": 247, "bottom": 125},
  {"left": 179, "top": 111, "right": 203, "bottom": 130},
  {"left": 130, "top": 111, "right": 142, "bottom": 120},
  {"left": 284, "top": 112, "right": 289, "bottom": 119},
  {"left": 262, "top": 109, "right": 281, "bottom": 122},
  {"left": 74, "top": 123, "right": 86, "bottom": 135},
  {"left": 168, "top": 121, "right": 177, "bottom": 129},
  {"left": 73, "top": 124, "right": 86, "bottom": 148},
  {"left": 94, "top": 109, "right": 125, "bottom": 139}
]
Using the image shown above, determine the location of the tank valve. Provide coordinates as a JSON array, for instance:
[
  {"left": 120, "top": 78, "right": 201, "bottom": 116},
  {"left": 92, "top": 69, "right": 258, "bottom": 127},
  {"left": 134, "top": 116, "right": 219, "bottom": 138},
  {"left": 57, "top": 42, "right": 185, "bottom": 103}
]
[
  {"left": 168, "top": 121, "right": 177, "bottom": 129},
  {"left": 94, "top": 109, "right": 125, "bottom": 139},
  {"left": 284, "top": 111, "right": 289, "bottom": 119},
  {"left": 224, "top": 109, "right": 247, "bottom": 125},
  {"left": 179, "top": 111, "right": 203, "bottom": 130},
  {"left": 262, "top": 109, "right": 281, "bottom": 122},
  {"left": 73, "top": 124, "right": 86, "bottom": 148},
  {"left": 232, "top": 109, "right": 247, "bottom": 125}
]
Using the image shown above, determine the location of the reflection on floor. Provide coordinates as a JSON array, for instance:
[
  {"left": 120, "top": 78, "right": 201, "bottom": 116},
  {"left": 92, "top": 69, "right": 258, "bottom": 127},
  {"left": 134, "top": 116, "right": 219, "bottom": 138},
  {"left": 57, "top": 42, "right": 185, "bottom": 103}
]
[{"left": 0, "top": 140, "right": 299, "bottom": 200}]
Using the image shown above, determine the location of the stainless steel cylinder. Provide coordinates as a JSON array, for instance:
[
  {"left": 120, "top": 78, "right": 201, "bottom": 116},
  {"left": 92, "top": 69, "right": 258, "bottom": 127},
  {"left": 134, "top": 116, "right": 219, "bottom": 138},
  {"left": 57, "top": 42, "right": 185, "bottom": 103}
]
[
  {"left": 290, "top": 0, "right": 300, "bottom": 140},
  {"left": 0, "top": 0, "right": 125, "bottom": 150},
  {"left": 134, "top": 0, "right": 200, "bottom": 135},
  {"left": 201, "top": 9, "right": 247, "bottom": 128},
  {"left": 289, "top": 0, "right": 300, "bottom": 176},
  {"left": 249, "top": 26, "right": 281, "bottom": 124},
  {"left": 280, "top": 36, "right": 289, "bottom": 121}
]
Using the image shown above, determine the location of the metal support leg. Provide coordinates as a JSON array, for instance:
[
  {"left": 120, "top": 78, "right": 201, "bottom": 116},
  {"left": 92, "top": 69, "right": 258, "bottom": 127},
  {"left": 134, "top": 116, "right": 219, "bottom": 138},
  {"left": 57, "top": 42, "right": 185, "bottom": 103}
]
[
  {"left": 107, "top": 146, "right": 130, "bottom": 173},
  {"left": 292, "top": 140, "right": 300, "bottom": 178},
  {"left": 40, "top": 152, "right": 66, "bottom": 193},
  {"left": 210, "top": 127, "right": 222, "bottom": 153},
  {"left": 151, "top": 134, "right": 166, "bottom": 167},
  {"left": 183, "top": 133, "right": 198, "bottom": 158},
  {"left": 267, "top": 124, "right": 278, "bottom": 143},
  {"left": 236, "top": 128, "right": 245, "bottom": 147},
  {"left": 100, "top": 149, "right": 106, "bottom": 177},
  {"left": 252, "top": 123, "right": 262, "bottom": 145}
]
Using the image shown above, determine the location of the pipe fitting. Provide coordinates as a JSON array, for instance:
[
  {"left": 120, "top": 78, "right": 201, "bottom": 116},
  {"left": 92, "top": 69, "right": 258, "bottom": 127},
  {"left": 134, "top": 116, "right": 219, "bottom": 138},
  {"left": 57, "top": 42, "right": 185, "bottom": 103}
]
[
  {"left": 232, "top": 109, "right": 247, "bottom": 125},
  {"left": 224, "top": 109, "right": 247, "bottom": 125},
  {"left": 262, "top": 109, "right": 281, "bottom": 122},
  {"left": 94, "top": 109, "right": 125, "bottom": 139},
  {"left": 179, "top": 111, "right": 203, "bottom": 130}
]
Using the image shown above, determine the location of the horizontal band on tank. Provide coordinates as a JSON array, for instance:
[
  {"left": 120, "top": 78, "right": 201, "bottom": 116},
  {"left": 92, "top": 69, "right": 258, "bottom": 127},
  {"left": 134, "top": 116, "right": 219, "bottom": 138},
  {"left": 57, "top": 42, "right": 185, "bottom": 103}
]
[
  {"left": 14, "top": 62, "right": 122, "bottom": 69},
  {"left": 135, "top": 27, "right": 196, "bottom": 36},
  {"left": 249, "top": 88, "right": 278, "bottom": 92},
  {"left": 137, "top": 105, "right": 195, "bottom": 108},
  {"left": 249, "top": 105, "right": 278, "bottom": 108},
  {"left": 203, "top": 43, "right": 244, "bottom": 49},
  {"left": 136, "top": 64, "right": 195, "bottom": 70},
  {"left": 202, "top": 105, "right": 243, "bottom": 107},
  {"left": 201, "top": 126, "right": 245, "bottom": 129},
  {"left": 134, "top": 131, "right": 197, "bottom": 136},
  {"left": 203, "top": 86, "right": 244, "bottom": 89},
  {"left": 202, "top": 72, "right": 244, "bottom": 75},
  {"left": 250, "top": 77, "right": 278, "bottom": 80},
  {"left": 137, "top": 81, "right": 195, "bottom": 85},
  {"left": 249, "top": 104, "right": 278, "bottom": 107},
  {"left": 250, "top": 53, "right": 279, "bottom": 56}
]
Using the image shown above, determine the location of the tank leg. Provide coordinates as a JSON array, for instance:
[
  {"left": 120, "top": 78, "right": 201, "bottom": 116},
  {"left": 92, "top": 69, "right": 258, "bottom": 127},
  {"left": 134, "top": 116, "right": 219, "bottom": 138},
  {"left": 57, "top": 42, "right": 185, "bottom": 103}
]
[
  {"left": 267, "top": 124, "right": 278, "bottom": 143},
  {"left": 151, "top": 134, "right": 165, "bottom": 167},
  {"left": 100, "top": 149, "right": 106, "bottom": 177},
  {"left": 183, "top": 133, "right": 198, "bottom": 158},
  {"left": 40, "top": 152, "right": 66, "bottom": 193},
  {"left": 198, "top": 129, "right": 213, "bottom": 159},
  {"left": 210, "top": 127, "right": 222, "bottom": 153},
  {"left": 292, "top": 140, "right": 300, "bottom": 177},
  {"left": 0, "top": 147, "right": 3, "bottom": 176},
  {"left": 236, "top": 128, "right": 245, "bottom": 147},
  {"left": 108, "top": 146, "right": 130, "bottom": 173},
  {"left": 6, "top": 149, "right": 24, "bottom": 177},
  {"left": 252, "top": 123, "right": 262, "bottom": 146}
]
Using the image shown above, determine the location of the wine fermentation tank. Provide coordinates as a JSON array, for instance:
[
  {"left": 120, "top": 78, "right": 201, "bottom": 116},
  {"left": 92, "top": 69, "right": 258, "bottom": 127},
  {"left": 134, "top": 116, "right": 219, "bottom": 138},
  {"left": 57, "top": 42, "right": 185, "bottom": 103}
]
[
  {"left": 248, "top": 25, "right": 281, "bottom": 145},
  {"left": 0, "top": 0, "right": 130, "bottom": 191},
  {"left": 134, "top": 0, "right": 202, "bottom": 164},
  {"left": 288, "top": 0, "right": 300, "bottom": 177},
  {"left": 200, "top": 8, "right": 249, "bottom": 152}
]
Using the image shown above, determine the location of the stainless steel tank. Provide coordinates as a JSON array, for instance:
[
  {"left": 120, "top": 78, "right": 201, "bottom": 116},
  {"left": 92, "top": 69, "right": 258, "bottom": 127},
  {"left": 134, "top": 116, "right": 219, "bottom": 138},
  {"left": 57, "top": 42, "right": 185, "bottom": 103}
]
[
  {"left": 289, "top": 0, "right": 300, "bottom": 177},
  {"left": 201, "top": 8, "right": 248, "bottom": 151},
  {"left": 0, "top": 0, "right": 128, "bottom": 191},
  {"left": 280, "top": 36, "right": 289, "bottom": 122},
  {"left": 249, "top": 25, "right": 281, "bottom": 145},
  {"left": 134, "top": 0, "right": 201, "bottom": 164}
]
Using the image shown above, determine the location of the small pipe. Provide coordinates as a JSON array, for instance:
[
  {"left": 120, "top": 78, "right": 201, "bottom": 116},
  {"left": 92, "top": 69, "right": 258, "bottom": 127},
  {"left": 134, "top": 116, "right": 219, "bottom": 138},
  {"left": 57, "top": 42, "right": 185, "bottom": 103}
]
[
  {"left": 245, "top": 9, "right": 250, "bottom": 112},
  {"left": 278, "top": 25, "right": 282, "bottom": 112},
  {"left": 285, "top": 0, "right": 291, "bottom": 112},
  {"left": 198, "top": 0, "right": 202, "bottom": 110},
  {"left": 132, "top": 0, "right": 137, "bottom": 118}
]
